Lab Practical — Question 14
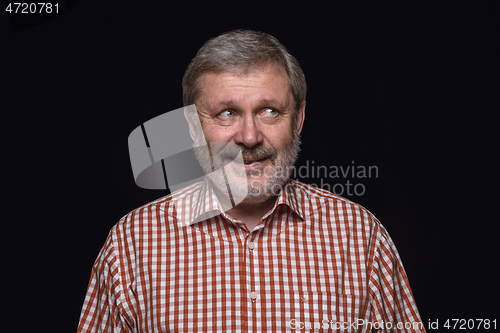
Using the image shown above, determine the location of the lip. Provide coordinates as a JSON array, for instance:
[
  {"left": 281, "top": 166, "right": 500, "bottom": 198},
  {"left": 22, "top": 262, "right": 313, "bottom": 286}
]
[{"left": 232, "top": 157, "right": 269, "bottom": 169}]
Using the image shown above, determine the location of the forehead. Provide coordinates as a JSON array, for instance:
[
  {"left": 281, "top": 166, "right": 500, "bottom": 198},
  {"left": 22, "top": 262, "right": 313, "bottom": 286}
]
[{"left": 197, "top": 66, "right": 293, "bottom": 107}]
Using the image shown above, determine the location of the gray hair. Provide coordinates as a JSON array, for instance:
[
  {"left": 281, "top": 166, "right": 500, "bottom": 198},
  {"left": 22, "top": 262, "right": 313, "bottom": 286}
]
[{"left": 182, "top": 29, "right": 307, "bottom": 113}]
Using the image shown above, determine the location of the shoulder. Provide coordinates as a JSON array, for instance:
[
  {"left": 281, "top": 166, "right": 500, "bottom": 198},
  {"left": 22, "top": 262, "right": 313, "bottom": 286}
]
[
  {"left": 289, "top": 179, "right": 376, "bottom": 217},
  {"left": 289, "top": 179, "right": 388, "bottom": 236},
  {"left": 107, "top": 182, "right": 203, "bottom": 241}
]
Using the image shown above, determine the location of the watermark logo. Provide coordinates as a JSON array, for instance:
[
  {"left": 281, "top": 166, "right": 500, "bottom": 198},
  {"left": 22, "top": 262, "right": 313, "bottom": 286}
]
[
  {"left": 128, "top": 105, "right": 380, "bottom": 226},
  {"left": 288, "top": 318, "right": 424, "bottom": 331},
  {"left": 292, "top": 160, "right": 379, "bottom": 196}
]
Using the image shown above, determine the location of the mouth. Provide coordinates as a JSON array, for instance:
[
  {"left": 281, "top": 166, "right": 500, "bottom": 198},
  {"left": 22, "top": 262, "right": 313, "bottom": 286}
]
[
  {"left": 242, "top": 157, "right": 267, "bottom": 165},
  {"left": 229, "top": 156, "right": 268, "bottom": 167}
]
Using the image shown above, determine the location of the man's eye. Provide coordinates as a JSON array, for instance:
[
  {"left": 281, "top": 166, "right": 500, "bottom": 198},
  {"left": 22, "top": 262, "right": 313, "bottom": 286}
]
[
  {"left": 263, "top": 108, "right": 278, "bottom": 116},
  {"left": 219, "top": 110, "right": 235, "bottom": 118}
]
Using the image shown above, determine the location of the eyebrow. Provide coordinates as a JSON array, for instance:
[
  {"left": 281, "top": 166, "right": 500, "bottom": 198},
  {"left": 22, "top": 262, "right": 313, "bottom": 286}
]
[{"left": 216, "top": 98, "right": 290, "bottom": 109}]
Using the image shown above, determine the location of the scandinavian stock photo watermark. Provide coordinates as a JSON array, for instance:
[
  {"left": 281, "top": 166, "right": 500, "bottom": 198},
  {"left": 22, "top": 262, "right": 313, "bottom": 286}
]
[
  {"left": 292, "top": 160, "right": 378, "bottom": 196},
  {"left": 244, "top": 160, "right": 379, "bottom": 198},
  {"left": 128, "top": 105, "right": 379, "bottom": 198}
]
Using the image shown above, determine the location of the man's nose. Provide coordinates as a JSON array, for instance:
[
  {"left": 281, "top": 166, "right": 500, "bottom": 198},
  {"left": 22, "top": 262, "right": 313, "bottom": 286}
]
[{"left": 234, "top": 116, "right": 263, "bottom": 148}]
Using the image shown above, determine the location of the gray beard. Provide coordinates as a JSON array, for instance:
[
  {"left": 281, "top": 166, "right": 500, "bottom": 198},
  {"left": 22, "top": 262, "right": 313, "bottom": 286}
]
[{"left": 193, "top": 128, "right": 301, "bottom": 204}]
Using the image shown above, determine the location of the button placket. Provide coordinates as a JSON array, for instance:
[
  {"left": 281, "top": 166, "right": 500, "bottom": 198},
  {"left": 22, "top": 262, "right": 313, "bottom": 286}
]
[{"left": 245, "top": 234, "right": 259, "bottom": 305}]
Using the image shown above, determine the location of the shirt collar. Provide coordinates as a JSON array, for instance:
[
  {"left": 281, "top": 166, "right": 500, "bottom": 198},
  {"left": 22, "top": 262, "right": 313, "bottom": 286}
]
[
  {"left": 177, "top": 178, "right": 309, "bottom": 226},
  {"left": 266, "top": 179, "right": 309, "bottom": 221},
  {"left": 186, "top": 179, "right": 226, "bottom": 225}
]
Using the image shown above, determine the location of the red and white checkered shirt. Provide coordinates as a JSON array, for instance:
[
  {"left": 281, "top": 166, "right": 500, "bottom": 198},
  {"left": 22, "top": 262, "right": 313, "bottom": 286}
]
[{"left": 78, "top": 179, "right": 425, "bottom": 332}]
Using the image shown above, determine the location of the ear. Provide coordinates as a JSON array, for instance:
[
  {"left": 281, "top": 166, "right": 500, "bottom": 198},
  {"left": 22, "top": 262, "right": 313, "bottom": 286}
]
[{"left": 295, "top": 101, "right": 306, "bottom": 135}]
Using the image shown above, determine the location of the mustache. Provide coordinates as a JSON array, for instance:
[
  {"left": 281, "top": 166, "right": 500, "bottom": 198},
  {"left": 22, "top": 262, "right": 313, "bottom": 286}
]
[{"left": 218, "top": 144, "right": 278, "bottom": 162}]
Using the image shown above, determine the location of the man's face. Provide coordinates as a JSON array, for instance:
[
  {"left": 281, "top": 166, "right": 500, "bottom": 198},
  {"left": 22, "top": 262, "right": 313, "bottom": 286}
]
[{"left": 190, "top": 65, "right": 305, "bottom": 203}]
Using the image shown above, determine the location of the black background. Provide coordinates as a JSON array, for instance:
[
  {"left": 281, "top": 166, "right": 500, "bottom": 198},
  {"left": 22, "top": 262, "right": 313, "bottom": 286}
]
[{"left": 2, "top": 1, "right": 497, "bottom": 332}]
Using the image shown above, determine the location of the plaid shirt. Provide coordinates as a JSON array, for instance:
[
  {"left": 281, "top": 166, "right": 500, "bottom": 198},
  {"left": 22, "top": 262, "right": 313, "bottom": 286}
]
[{"left": 78, "top": 179, "right": 425, "bottom": 332}]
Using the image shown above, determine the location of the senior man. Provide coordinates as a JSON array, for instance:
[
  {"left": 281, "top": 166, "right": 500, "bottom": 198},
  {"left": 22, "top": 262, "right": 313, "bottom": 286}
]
[{"left": 78, "top": 30, "right": 425, "bottom": 332}]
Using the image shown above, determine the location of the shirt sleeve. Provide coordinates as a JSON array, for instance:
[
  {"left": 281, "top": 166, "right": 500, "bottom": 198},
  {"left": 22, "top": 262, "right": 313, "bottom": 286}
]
[
  {"left": 368, "top": 227, "right": 426, "bottom": 333},
  {"left": 77, "top": 230, "right": 133, "bottom": 333}
]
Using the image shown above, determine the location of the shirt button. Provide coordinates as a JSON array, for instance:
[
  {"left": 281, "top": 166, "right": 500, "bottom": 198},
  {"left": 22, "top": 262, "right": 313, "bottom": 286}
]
[
  {"left": 247, "top": 242, "right": 256, "bottom": 250},
  {"left": 250, "top": 292, "right": 258, "bottom": 300}
]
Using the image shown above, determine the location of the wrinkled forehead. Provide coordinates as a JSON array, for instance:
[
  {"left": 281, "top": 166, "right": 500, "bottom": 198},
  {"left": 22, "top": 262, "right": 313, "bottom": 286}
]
[
  {"left": 196, "top": 67, "right": 293, "bottom": 108},
  {"left": 195, "top": 63, "right": 292, "bottom": 103}
]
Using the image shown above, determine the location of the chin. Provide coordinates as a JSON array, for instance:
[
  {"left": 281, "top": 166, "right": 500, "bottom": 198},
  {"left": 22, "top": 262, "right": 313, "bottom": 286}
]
[{"left": 241, "top": 176, "right": 287, "bottom": 201}]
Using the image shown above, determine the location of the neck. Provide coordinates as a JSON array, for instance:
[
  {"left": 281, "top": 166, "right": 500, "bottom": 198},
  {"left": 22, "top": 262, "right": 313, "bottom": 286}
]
[{"left": 226, "top": 195, "right": 278, "bottom": 231}]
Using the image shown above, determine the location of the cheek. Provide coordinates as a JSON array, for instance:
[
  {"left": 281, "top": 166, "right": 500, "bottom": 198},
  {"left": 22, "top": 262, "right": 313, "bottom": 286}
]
[
  {"left": 266, "top": 129, "right": 294, "bottom": 150},
  {"left": 269, "top": 122, "right": 293, "bottom": 141},
  {"left": 202, "top": 125, "right": 234, "bottom": 142}
]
